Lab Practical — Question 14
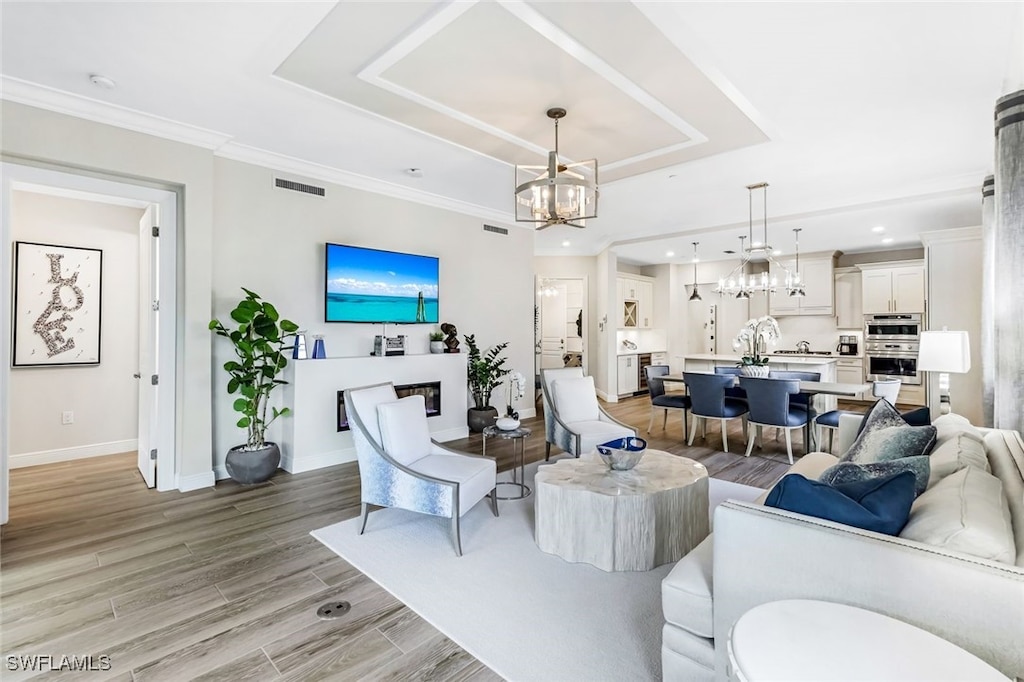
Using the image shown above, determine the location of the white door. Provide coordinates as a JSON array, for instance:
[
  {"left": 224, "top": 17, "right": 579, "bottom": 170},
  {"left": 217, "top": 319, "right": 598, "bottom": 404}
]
[
  {"left": 540, "top": 282, "right": 568, "bottom": 369},
  {"left": 137, "top": 205, "right": 159, "bottom": 487}
]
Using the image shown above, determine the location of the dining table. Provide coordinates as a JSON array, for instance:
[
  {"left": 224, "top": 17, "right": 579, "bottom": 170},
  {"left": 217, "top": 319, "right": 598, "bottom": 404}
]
[{"left": 660, "top": 373, "right": 871, "bottom": 452}]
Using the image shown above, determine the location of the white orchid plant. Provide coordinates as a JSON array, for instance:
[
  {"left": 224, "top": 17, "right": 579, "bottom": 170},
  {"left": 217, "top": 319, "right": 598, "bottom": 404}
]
[
  {"left": 505, "top": 370, "right": 526, "bottom": 418},
  {"left": 732, "top": 316, "right": 781, "bottom": 366}
]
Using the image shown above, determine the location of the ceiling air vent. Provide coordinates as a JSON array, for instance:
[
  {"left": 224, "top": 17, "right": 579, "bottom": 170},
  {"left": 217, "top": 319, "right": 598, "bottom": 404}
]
[
  {"left": 483, "top": 224, "right": 508, "bottom": 235},
  {"left": 274, "top": 177, "right": 325, "bottom": 197}
]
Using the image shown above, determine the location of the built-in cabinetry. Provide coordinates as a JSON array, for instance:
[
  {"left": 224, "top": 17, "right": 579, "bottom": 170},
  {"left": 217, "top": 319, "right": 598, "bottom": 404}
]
[
  {"left": 834, "top": 267, "right": 863, "bottom": 329},
  {"left": 769, "top": 254, "right": 836, "bottom": 316},
  {"left": 617, "top": 275, "right": 654, "bottom": 328},
  {"left": 836, "top": 357, "right": 865, "bottom": 398},
  {"left": 858, "top": 262, "right": 926, "bottom": 314},
  {"left": 617, "top": 354, "right": 639, "bottom": 395}
]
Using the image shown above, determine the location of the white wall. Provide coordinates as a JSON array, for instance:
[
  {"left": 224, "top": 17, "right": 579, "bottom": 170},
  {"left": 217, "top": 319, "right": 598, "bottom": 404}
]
[
  {"left": 9, "top": 192, "right": 141, "bottom": 465},
  {"left": 210, "top": 159, "right": 535, "bottom": 472},
  {"left": 924, "top": 228, "right": 983, "bottom": 424},
  {"left": 2, "top": 101, "right": 214, "bottom": 487}
]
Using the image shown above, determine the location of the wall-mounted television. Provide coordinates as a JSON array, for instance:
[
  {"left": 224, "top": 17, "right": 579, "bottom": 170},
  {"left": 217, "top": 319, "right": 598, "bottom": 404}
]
[{"left": 324, "top": 243, "right": 439, "bottom": 323}]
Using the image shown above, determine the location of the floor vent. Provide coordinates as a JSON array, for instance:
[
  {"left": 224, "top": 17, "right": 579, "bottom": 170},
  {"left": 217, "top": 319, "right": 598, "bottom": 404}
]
[
  {"left": 483, "top": 224, "right": 508, "bottom": 235},
  {"left": 275, "top": 177, "right": 326, "bottom": 197}
]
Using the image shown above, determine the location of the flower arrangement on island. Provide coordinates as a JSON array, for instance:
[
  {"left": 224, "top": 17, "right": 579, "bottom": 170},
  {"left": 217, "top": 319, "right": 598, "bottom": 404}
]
[{"left": 732, "top": 315, "right": 780, "bottom": 366}]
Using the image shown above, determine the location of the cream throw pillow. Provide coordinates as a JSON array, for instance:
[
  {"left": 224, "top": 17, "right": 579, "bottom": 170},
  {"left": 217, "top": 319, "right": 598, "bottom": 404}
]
[
  {"left": 900, "top": 466, "right": 1015, "bottom": 564},
  {"left": 552, "top": 376, "right": 600, "bottom": 424},
  {"left": 928, "top": 432, "right": 990, "bottom": 488},
  {"left": 377, "top": 395, "right": 432, "bottom": 466}
]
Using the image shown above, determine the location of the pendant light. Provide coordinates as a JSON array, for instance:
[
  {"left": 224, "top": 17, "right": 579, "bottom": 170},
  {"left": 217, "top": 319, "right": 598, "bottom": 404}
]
[{"left": 688, "top": 241, "right": 702, "bottom": 301}]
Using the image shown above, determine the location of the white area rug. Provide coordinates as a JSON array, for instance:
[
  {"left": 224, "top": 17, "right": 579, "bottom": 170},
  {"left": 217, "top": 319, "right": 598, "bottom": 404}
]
[{"left": 311, "top": 461, "right": 763, "bottom": 682}]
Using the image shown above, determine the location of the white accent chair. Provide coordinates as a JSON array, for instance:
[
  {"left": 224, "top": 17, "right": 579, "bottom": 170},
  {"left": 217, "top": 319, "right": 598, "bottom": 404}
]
[
  {"left": 540, "top": 368, "right": 635, "bottom": 460},
  {"left": 345, "top": 382, "right": 498, "bottom": 556}
]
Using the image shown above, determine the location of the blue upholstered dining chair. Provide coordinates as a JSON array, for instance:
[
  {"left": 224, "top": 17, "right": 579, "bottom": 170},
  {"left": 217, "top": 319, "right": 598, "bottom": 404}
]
[
  {"left": 714, "top": 366, "right": 749, "bottom": 404},
  {"left": 540, "top": 368, "right": 635, "bottom": 460},
  {"left": 739, "top": 376, "right": 808, "bottom": 464},
  {"left": 345, "top": 382, "right": 498, "bottom": 557},
  {"left": 683, "top": 372, "right": 748, "bottom": 453},
  {"left": 645, "top": 365, "right": 691, "bottom": 440},
  {"left": 814, "top": 379, "right": 902, "bottom": 453}
]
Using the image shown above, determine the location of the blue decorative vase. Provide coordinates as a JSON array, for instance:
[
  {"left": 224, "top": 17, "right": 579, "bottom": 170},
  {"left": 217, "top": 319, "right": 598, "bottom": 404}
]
[{"left": 312, "top": 336, "right": 326, "bottom": 359}]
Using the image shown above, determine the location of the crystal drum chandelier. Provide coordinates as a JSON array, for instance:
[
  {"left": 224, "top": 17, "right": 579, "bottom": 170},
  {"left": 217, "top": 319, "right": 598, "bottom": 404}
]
[
  {"left": 515, "top": 108, "right": 598, "bottom": 230},
  {"left": 715, "top": 182, "right": 805, "bottom": 299}
]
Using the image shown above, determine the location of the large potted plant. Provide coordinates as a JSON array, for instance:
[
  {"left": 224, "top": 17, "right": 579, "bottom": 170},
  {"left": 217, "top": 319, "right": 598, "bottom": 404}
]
[
  {"left": 732, "top": 315, "right": 780, "bottom": 377},
  {"left": 210, "top": 288, "right": 299, "bottom": 484},
  {"left": 464, "top": 334, "right": 510, "bottom": 432}
]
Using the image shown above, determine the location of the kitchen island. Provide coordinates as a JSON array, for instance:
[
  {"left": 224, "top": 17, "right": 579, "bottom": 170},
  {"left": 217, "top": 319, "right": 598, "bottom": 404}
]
[{"left": 675, "top": 353, "right": 842, "bottom": 412}]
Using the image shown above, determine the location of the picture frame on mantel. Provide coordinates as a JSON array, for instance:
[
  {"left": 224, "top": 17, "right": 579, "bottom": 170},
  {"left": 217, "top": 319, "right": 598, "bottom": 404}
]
[{"left": 12, "top": 240, "right": 103, "bottom": 367}]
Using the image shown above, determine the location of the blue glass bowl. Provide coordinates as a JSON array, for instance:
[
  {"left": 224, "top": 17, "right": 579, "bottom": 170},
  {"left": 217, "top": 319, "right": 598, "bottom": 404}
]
[{"left": 596, "top": 437, "right": 648, "bottom": 471}]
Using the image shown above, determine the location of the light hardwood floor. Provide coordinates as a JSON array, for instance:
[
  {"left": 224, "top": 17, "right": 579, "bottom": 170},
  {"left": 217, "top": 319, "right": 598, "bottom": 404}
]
[{"left": 0, "top": 396, "right": 871, "bottom": 680}]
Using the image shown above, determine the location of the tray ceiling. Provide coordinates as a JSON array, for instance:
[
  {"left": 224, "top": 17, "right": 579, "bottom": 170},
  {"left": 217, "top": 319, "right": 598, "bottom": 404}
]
[{"left": 276, "top": 0, "right": 768, "bottom": 182}]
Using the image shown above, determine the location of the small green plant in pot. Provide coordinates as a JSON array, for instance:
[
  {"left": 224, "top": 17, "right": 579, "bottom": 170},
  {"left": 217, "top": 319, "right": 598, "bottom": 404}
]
[
  {"left": 429, "top": 331, "right": 445, "bottom": 354},
  {"left": 210, "top": 288, "right": 299, "bottom": 484},
  {"left": 464, "top": 334, "right": 510, "bottom": 432}
]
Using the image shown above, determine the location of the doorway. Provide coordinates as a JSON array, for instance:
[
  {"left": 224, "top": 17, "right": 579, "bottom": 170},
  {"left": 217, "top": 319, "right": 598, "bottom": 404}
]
[
  {"left": 1, "top": 163, "right": 178, "bottom": 524},
  {"left": 535, "top": 277, "right": 588, "bottom": 377}
]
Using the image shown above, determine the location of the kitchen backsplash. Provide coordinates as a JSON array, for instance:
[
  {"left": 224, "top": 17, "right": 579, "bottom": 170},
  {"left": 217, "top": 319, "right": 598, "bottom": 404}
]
[
  {"left": 617, "top": 328, "right": 668, "bottom": 353},
  {"left": 774, "top": 315, "right": 862, "bottom": 354}
]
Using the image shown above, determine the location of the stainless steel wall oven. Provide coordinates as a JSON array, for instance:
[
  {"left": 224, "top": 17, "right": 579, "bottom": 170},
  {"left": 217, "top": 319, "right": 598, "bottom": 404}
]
[{"left": 865, "top": 314, "right": 922, "bottom": 385}]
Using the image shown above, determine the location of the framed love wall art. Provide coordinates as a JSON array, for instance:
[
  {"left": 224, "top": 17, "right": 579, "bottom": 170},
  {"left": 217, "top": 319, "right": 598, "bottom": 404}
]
[{"left": 13, "top": 241, "right": 103, "bottom": 367}]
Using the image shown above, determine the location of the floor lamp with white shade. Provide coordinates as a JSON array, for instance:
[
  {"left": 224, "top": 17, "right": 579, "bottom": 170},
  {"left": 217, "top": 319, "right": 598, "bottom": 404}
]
[{"left": 918, "top": 330, "right": 971, "bottom": 415}]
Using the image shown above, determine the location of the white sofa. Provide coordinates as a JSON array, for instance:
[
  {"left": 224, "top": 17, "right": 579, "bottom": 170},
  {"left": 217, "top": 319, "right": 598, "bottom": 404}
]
[{"left": 661, "top": 413, "right": 1024, "bottom": 681}]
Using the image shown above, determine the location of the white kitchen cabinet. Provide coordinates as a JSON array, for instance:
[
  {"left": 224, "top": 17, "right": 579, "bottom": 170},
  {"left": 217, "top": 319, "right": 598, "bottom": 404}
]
[
  {"left": 769, "top": 254, "right": 835, "bottom": 316},
  {"left": 836, "top": 358, "right": 865, "bottom": 398},
  {"left": 683, "top": 359, "right": 714, "bottom": 373},
  {"left": 617, "top": 354, "right": 639, "bottom": 395},
  {"left": 834, "top": 268, "right": 863, "bottom": 329},
  {"left": 617, "top": 274, "right": 655, "bottom": 329},
  {"left": 897, "top": 383, "right": 927, "bottom": 406},
  {"left": 858, "top": 262, "right": 925, "bottom": 314},
  {"left": 637, "top": 280, "right": 654, "bottom": 328}
]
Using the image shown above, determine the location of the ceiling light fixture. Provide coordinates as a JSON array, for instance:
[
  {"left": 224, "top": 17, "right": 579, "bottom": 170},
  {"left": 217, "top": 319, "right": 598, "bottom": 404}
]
[
  {"left": 562, "top": 240, "right": 571, "bottom": 247},
  {"left": 714, "top": 183, "right": 805, "bottom": 299},
  {"left": 688, "top": 242, "right": 702, "bottom": 301},
  {"left": 666, "top": 251, "right": 675, "bottom": 258},
  {"left": 536, "top": 278, "right": 559, "bottom": 298},
  {"left": 515, "top": 107, "right": 598, "bottom": 230},
  {"left": 872, "top": 225, "right": 886, "bottom": 233},
  {"left": 882, "top": 237, "right": 894, "bottom": 244}
]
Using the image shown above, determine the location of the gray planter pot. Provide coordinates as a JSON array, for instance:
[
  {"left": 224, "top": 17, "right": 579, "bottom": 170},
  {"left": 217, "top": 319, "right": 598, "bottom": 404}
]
[
  {"left": 430, "top": 341, "right": 445, "bottom": 354},
  {"left": 225, "top": 442, "right": 281, "bottom": 484},
  {"left": 467, "top": 407, "right": 498, "bottom": 433}
]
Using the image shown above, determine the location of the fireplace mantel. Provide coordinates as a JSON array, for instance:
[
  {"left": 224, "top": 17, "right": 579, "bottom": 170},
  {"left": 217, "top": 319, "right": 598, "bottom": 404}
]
[{"left": 280, "top": 354, "right": 468, "bottom": 473}]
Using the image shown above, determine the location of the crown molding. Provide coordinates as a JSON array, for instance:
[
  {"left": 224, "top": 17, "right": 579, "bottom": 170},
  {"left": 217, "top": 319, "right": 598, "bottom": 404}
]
[
  {"left": 918, "top": 225, "right": 982, "bottom": 246},
  {"left": 1, "top": 76, "right": 233, "bottom": 149},
  {"left": 215, "top": 141, "right": 519, "bottom": 228}
]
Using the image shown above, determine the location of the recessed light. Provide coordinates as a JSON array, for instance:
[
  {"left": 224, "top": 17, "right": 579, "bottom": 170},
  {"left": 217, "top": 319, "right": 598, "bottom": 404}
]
[
  {"left": 773, "top": 249, "right": 782, "bottom": 255},
  {"left": 752, "top": 241, "right": 762, "bottom": 248},
  {"left": 665, "top": 251, "right": 675, "bottom": 257},
  {"left": 881, "top": 237, "right": 894, "bottom": 244},
  {"left": 89, "top": 74, "right": 116, "bottom": 90},
  {"left": 562, "top": 240, "right": 571, "bottom": 247},
  {"left": 404, "top": 168, "right": 424, "bottom": 178},
  {"left": 871, "top": 225, "right": 886, "bottom": 233}
]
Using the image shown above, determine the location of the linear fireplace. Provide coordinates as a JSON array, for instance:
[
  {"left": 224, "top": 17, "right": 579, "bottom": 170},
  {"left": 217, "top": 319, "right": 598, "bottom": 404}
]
[{"left": 337, "top": 381, "right": 442, "bottom": 432}]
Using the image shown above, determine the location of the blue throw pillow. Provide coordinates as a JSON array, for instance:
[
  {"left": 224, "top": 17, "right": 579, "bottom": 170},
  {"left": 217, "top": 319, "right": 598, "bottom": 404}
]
[{"left": 764, "top": 471, "right": 916, "bottom": 535}]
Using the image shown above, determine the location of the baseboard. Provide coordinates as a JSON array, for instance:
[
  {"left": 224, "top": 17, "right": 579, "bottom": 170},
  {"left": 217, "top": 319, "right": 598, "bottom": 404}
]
[
  {"left": 10, "top": 439, "right": 138, "bottom": 469},
  {"left": 281, "top": 448, "right": 357, "bottom": 474},
  {"left": 432, "top": 426, "right": 470, "bottom": 442},
  {"left": 597, "top": 388, "right": 617, "bottom": 403},
  {"left": 177, "top": 470, "right": 216, "bottom": 491}
]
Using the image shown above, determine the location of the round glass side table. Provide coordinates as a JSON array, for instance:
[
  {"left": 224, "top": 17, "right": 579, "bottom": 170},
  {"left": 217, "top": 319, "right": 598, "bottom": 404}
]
[{"left": 482, "top": 425, "right": 532, "bottom": 500}]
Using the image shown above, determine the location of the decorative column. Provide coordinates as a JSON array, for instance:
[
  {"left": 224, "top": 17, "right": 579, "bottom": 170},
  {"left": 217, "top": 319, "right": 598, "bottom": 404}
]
[
  {"left": 993, "top": 91, "right": 1024, "bottom": 434},
  {"left": 981, "top": 176, "right": 995, "bottom": 427}
]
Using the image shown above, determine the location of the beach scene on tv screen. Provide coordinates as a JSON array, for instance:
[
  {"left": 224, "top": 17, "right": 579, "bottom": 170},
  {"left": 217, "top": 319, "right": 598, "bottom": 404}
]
[{"left": 326, "top": 244, "right": 439, "bottom": 323}]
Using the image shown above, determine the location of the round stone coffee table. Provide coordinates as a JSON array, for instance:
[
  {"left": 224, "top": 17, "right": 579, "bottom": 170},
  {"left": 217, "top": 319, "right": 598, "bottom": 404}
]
[{"left": 534, "top": 449, "right": 709, "bottom": 572}]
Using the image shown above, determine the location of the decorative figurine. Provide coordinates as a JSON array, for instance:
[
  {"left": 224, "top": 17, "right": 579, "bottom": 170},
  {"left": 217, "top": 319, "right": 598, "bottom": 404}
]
[
  {"left": 311, "top": 335, "right": 326, "bottom": 359},
  {"left": 441, "top": 323, "right": 460, "bottom": 353}
]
